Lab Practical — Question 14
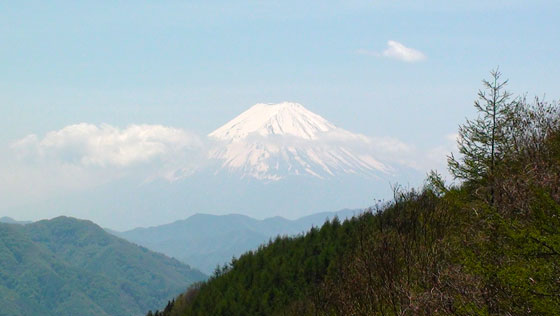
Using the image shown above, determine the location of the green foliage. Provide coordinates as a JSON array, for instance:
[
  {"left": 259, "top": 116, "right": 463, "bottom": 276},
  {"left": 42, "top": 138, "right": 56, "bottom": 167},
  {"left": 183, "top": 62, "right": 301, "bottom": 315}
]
[
  {"left": 448, "top": 69, "right": 517, "bottom": 204},
  {"left": 0, "top": 217, "right": 206, "bottom": 316},
  {"left": 148, "top": 72, "right": 560, "bottom": 316}
]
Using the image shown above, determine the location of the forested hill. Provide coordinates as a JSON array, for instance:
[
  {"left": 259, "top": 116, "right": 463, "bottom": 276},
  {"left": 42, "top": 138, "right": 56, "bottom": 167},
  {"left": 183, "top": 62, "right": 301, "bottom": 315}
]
[
  {"left": 147, "top": 72, "right": 560, "bottom": 316},
  {"left": 0, "top": 216, "right": 206, "bottom": 316}
]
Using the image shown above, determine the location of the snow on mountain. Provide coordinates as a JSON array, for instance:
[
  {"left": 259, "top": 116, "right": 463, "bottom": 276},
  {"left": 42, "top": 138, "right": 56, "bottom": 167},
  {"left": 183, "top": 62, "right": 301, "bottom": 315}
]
[
  {"left": 209, "top": 102, "right": 335, "bottom": 141},
  {"left": 208, "top": 102, "right": 389, "bottom": 180}
]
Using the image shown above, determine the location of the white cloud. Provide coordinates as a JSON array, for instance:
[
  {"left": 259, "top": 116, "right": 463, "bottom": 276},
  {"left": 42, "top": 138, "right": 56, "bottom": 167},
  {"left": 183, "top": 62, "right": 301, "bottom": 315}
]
[
  {"left": 8, "top": 122, "right": 459, "bottom": 193},
  {"left": 362, "top": 133, "right": 459, "bottom": 180},
  {"left": 369, "top": 136, "right": 414, "bottom": 155},
  {"left": 358, "top": 40, "right": 426, "bottom": 62},
  {"left": 12, "top": 123, "right": 204, "bottom": 181},
  {"left": 446, "top": 133, "right": 459, "bottom": 143}
]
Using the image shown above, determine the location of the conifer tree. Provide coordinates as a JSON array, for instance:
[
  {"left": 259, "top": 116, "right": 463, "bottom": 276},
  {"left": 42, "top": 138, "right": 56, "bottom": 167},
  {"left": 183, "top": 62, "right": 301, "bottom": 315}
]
[{"left": 448, "top": 69, "right": 516, "bottom": 204}]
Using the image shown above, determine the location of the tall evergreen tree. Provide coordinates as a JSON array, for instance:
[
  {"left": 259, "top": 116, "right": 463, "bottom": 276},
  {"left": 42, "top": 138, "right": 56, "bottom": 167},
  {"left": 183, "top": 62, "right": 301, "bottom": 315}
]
[{"left": 448, "top": 69, "right": 516, "bottom": 204}]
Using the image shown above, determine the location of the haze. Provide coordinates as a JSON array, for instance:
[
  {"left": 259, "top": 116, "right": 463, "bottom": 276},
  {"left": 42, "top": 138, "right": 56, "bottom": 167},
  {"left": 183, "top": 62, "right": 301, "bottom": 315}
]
[{"left": 1, "top": 1, "right": 559, "bottom": 230}]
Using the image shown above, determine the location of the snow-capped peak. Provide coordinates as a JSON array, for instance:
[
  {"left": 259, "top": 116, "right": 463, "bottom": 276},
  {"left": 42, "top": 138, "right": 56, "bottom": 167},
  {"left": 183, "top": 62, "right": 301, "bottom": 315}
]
[
  {"left": 209, "top": 102, "right": 335, "bottom": 142},
  {"left": 208, "top": 102, "right": 388, "bottom": 180}
]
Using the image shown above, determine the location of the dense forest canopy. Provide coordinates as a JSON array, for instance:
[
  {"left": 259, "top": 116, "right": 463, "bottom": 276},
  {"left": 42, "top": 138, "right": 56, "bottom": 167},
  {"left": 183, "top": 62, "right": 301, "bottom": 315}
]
[
  {"left": 0, "top": 217, "right": 206, "bottom": 316},
  {"left": 147, "top": 71, "right": 560, "bottom": 316}
]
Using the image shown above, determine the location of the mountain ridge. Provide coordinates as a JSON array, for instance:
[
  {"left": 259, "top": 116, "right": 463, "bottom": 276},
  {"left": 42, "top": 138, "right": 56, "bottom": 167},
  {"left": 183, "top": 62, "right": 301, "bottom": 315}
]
[
  {"left": 113, "top": 209, "right": 363, "bottom": 274},
  {"left": 0, "top": 216, "right": 31, "bottom": 225}
]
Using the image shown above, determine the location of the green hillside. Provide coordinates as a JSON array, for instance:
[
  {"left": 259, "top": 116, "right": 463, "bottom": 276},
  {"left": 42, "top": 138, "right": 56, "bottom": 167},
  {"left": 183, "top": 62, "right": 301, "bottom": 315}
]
[
  {"left": 147, "top": 72, "right": 560, "bottom": 316},
  {"left": 0, "top": 217, "right": 206, "bottom": 316}
]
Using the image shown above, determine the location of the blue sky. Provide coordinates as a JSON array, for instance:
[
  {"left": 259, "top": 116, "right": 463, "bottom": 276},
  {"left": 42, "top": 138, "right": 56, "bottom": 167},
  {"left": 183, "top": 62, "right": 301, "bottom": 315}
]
[
  {"left": 2, "top": 1, "right": 558, "bottom": 141},
  {"left": 1, "top": 1, "right": 559, "bottom": 228}
]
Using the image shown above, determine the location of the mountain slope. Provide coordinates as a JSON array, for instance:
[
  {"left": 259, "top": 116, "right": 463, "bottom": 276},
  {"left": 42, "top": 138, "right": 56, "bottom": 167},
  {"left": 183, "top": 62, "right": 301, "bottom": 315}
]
[
  {"left": 0, "top": 217, "right": 206, "bottom": 316},
  {"left": 147, "top": 136, "right": 560, "bottom": 316},
  {"left": 208, "top": 102, "right": 388, "bottom": 180},
  {"left": 209, "top": 102, "right": 335, "bottom": 141},
  {"left": 115, "top": 209, "right": 361, "bottom": 274},
  {"left": 0, "top": 222, "right": 121, "bottom": 316},
  {"left": 0, "top": 216, "right": 31, "bottom": 225},
  {"left": 145, "top": 82, "right": 560, "bottom": 316}
]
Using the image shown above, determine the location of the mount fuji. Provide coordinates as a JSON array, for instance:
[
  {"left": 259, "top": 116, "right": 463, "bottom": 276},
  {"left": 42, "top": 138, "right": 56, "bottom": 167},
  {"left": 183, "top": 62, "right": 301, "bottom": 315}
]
[
  {"left": 12, "top": 102, "right": 414, "bottom": 228},
  {"left": 207, "top": 102, "right": 390, "bottom": 181}
]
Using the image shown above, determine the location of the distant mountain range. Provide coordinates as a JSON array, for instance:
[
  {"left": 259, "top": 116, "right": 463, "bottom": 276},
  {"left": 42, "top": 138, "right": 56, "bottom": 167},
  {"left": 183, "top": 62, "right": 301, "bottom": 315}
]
[
  {"left": 0, "top": 217, "right": 206, "bottom": 316},
  {"left": 113, "top": 209, "right": 363, "bottom": 274},
  {"left": 0, "top": 216, "right": 31, "bottom": 225},
  {"left": 3, "top": 102, "right": 411, "bottom": 229}
]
